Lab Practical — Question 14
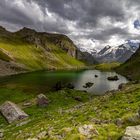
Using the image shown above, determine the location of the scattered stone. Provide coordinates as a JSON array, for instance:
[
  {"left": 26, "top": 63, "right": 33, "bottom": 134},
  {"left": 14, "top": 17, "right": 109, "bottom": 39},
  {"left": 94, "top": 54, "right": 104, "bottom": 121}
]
[
  {"left": 122, "top": 125, "right": 140, "bottom": 140},
  {"left": 126, "top": 75, "right": 133, "bottom": 81},
  {"left": 0, "top": 101, "right": 28, "bottom": 123},
  {"left": 74, "top": 96, "right": 82, "bottom": 102},
  {"left": 16, "top": 119, "right": 31, "bottom": 127},
  {"left": 78, "top": 124, "right": 98, "bottom": 137},
  {"left": 93, "top": 107, "right": 98, "bottom": 111},
  {"left": 132, "top": 80, "right": 139, "bottom": 84},
  {"left": 37, "top": 131, "right": 47, "bottom": 139},
  {"left": 0, "top": 130, "right": 4, "bottom": 138},
  {"left": 127, "top": 113, "right": 140, "bottom": 123},
  {"left": 66, "top": 83, "right": 75, "bottom": 89},
  {"left": 115, "top": 118, "right": 124, "bottom": 127},
  {"left": 54, "top": 81, "right": 63, "bottom": 91},
  {"left": 23, "top": 102, "right": 32, "bottom": 107},
  {"left": 83, "top": 82, "right": 94, "bottom": 88},
  {"left": 95, "top": 75, "right": 98, "bottom": 78},
  {"left": 138, "top": 108, "right": 140, "bottom": 117},
  {"left": 37, "top": 94, "right": 49, "bottom": 107},
  {"left": 61, "top": 127, "right": 72, "bottom": 137},
  {"left": 27, "top": 138, "right": 38, "bottom": 140},
  {"left": 107, "top": 76, "right": 119, "bottom": 81},
  {"left": 118, "top": 83, "right": 126, "bottom": 90}
]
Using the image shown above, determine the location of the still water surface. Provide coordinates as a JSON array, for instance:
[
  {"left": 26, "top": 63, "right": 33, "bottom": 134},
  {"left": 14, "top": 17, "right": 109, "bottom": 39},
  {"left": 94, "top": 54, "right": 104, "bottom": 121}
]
[{"left": 0, "top": 70, "right": 128, "bottom": 95}]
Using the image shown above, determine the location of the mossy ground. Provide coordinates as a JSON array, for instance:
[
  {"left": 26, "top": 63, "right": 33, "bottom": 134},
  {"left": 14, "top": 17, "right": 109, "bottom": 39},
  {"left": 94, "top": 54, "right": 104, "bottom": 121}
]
[{"left": 0, "top": 83, "right": 140, "bottom": 140}]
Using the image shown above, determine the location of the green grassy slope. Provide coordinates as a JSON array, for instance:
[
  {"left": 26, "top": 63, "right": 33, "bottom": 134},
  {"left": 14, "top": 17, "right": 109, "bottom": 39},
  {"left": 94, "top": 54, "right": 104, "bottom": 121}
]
[
  {"left": 95, "top": 62, "right": 121, "bottom": 71},
  {"left": 0, "top": 27, "right": 85, "bottom": 72},
  {"left": 116, "top": 46, "right": 140, "bottom": 80},
  {"left": 0, "top": 83, "right": 140, "bottom": 140}
]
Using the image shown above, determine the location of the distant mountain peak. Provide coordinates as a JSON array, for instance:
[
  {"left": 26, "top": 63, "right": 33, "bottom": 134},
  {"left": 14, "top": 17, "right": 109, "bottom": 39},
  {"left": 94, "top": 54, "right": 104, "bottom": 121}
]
[{"left": 94, "top": 43, "right": 139, "bottom": 63}]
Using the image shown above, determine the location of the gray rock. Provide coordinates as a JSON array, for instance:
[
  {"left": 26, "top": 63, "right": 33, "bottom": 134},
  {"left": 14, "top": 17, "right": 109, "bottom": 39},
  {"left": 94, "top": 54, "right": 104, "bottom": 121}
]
[
  {"left": 118, "top": 83, "right": 126, "bottom": 90},
  {"left": 37, "top": 131, "right": 47, "bottom": 139},
  {"left": 83, "top": 82, "right": 94, "bottom": 88},
  {"left": 23, "top": 102, "right": 32, "bottom": 107},
  {"left": 0, "top": 129, "right": 4, "bottom": 138},
  {"left": 0, "top": 101, "right": 28, "bottom": 123},
  {"left": 115, "top": 118, "right": 124, "bottom": 126},
  {"left": 78, "top": 124, "right": 98, "bottom": 137},
  {"left": 122, "top": 125, "right": 140, "bottom": 140},
  {"left": 127, "top": 113, "right": 140, "bottom": 123},
  {"left": 37, "top": 94, "right": 49, "bottom": 107},
  {"left": 107, "top": 76, "right": 119, "bottom": 81}
]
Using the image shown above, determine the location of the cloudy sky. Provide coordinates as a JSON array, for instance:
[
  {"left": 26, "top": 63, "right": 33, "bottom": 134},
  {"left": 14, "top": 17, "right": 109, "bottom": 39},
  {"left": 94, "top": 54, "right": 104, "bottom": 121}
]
[{"left": 0, "top": 0, "right": 140, "bottom": 51}]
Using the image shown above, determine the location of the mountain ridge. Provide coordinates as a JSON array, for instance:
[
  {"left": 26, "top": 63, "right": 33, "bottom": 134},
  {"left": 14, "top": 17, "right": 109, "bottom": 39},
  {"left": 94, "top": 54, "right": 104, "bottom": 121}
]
[
  {"left": 93, "top": 43, "right": 139, "bottom": 63},
  {"left": 0, "top": 26, "right": 88, "bottom": 76}
]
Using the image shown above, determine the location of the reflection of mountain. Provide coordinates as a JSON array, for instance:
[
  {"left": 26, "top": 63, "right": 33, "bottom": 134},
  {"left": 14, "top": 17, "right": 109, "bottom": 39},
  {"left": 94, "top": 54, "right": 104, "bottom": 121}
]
[{"left": 73, "top": 70, "right": 128, "bottom": 94}]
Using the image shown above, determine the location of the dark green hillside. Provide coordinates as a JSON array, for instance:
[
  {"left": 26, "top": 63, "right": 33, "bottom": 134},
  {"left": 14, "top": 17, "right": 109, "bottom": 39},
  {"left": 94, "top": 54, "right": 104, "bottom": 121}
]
[{"left": 117, "top": 45, "right": 140, "bottom": 80}]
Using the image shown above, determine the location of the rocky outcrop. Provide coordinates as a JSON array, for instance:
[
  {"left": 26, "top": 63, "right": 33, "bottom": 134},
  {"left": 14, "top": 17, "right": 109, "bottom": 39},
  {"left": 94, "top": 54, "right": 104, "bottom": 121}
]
[
  {"left": 37, "top": 94, "right": 49, "bottom": 107},
  {"left": 16, "top": 27, "right": 77, "bottom": 58},
  {"left": 122, "top": 125, "right": 140, "bottom": 140},
  {"left": 0, "top": 59, "right": 27, "bottom": 76},
  {"left": 0, "top": 101, "right": 28, "bottom": 123}
]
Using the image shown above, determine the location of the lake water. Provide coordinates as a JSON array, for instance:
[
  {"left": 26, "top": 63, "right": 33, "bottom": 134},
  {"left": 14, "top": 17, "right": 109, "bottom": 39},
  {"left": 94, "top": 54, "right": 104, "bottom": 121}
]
[{"left": 0, "top": 70, "right": 128, "bottom": 95}]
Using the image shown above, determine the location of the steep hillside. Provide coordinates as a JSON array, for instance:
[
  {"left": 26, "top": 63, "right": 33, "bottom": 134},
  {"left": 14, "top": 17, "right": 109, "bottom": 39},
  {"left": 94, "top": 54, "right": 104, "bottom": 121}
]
[
  {"left": 76, "top": 49, "right": 97, "bottom": 65},
  {"left": 117, "top": 44, "right": 140, "bottom": 80},
  {"left": 0, "top": 26, "right": 85, "bottom": 75}
]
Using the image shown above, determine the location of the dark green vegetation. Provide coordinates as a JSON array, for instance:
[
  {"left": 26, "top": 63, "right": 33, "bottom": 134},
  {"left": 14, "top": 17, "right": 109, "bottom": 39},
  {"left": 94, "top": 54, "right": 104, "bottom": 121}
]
[
  {"left": 95, "top": 62, "right": 120, "bottom": 71},
  {"left": 117, "top": 46, "right": 140, "bottom": 80},
  {"left": 0, "top": 83, "right": 140, "bottom": 139},
  {"left": 0, "top": 26, "right": 86, "bottom": 76}
]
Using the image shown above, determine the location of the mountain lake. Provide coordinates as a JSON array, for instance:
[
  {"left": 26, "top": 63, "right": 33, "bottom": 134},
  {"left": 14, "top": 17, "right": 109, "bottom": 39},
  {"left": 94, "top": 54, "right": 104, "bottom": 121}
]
[{"left": 0, "top": 70, "right": 129, "bottom": 95}]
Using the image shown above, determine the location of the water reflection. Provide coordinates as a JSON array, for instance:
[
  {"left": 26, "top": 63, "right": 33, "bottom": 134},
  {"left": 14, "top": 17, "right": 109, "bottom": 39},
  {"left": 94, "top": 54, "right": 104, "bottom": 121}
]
[{"left": 0, "top": 70, "right": 128, "bottom": 95}]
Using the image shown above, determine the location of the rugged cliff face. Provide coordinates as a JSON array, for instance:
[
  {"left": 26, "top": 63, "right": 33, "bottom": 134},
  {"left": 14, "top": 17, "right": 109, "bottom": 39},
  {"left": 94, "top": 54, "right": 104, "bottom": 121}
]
[
  {"left": 76, "top": 49, "right": 97, "bottom": 65},
  {"left": 0, "top": 26, "right": 85, "bottom": 76},
  {"left": 15, "top": 27, "right": 77, "bottom": 58}
]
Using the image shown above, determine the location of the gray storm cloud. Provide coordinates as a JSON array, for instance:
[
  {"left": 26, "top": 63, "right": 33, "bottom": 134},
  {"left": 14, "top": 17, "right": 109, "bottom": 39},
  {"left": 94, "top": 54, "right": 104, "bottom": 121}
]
[{"left": 0, "top": 0, "right": 140, "bottom": 50}]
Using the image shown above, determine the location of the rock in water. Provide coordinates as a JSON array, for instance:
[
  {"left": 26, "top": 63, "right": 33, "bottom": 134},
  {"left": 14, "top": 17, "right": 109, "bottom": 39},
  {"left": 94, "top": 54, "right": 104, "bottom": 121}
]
[
  {"left": 107, "top": 76, "right": 119, "bottom": 81},
  {"left": 118, "top": 83, "right": 126, "bottom": 90},
  {"left": 37, "top": 94, "right": 49, "bottom": 107},
  {"left": 83, "top": 82, "right": 94, "bottom": 88},
  {"left": 0, "top": 101, "right": 28, "bottom": 123},
  {"left": 122, "top": 125, "right": 140, "bottom": 140}
]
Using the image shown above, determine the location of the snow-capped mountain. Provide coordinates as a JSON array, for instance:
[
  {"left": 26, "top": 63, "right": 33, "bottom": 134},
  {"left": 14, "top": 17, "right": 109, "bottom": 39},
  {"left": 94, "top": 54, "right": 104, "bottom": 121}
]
[
  {"left": 79, "top": 47, "right": 97, "bottom": 55},
  {"left": 95, "top": 42, "right": 139, "bottom": 63}
]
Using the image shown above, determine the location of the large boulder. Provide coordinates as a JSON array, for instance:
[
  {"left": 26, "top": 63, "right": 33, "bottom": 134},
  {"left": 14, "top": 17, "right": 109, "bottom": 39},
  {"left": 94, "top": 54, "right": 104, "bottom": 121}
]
[
  {"left": 122, "top": 125, "right": 140, "bottom": 140},
  {"left": 0, "top": 101, "right": 28, "bottom": 123},
  {"left": 37, "top": 94, "right": 49, "bottom": 107}
]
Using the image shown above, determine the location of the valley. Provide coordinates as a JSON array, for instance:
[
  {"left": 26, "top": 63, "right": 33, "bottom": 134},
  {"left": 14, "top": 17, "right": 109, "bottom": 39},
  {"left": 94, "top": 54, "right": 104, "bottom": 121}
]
[{"left": 0, "top": 26, "right": 140, "bottom": 140}]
